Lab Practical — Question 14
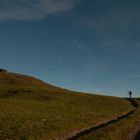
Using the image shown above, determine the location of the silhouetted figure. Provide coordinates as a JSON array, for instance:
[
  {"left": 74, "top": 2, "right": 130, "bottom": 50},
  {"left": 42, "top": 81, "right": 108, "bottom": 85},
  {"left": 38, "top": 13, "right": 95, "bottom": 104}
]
[{"left": 128, "top": 91, "right": 132, "bottom": 99}]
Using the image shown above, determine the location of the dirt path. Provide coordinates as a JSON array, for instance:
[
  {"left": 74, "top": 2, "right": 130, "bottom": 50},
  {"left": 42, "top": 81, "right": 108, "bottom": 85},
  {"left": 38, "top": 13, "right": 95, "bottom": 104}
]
[
  {"left": 132, "top": 121, "right": 140, "bottom": 140},
  {"left": 65, "top": 99, "right": 138, "bottom": 140},
  {"left": 133, "top": 101, "right": 140, "bottom": 140}
]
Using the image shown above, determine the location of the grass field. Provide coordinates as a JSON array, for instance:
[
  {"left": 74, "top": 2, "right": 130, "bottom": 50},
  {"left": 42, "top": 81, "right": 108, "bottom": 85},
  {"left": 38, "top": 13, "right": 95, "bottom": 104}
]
[
  {"left": 78, "top": 100, "right": 140, "bottom": 140},
  {"left": 0, "top": 71, "right": 134, "bottom": 140}
]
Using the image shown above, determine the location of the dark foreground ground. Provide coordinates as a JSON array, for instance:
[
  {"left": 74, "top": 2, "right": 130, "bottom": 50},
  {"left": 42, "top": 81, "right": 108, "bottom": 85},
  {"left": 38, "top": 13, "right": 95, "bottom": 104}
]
[{"left": 134, "top": 131, "right": 140, "bottom": 140}]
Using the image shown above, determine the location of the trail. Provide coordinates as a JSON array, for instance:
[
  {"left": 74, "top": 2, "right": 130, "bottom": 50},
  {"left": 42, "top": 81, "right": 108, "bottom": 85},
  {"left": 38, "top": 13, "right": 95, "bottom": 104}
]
[
  {"left": 65, "top": 99, "right": 138, "bottom": 140},
  {"left": 133, "top": 100, "right": 140, "bottom": 140}
]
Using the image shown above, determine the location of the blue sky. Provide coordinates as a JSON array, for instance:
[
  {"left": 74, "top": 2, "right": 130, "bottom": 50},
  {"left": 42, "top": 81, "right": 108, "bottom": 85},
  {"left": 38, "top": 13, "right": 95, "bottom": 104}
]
[{"left": 0, "top": 0, "right": 140, "bottom": 97}]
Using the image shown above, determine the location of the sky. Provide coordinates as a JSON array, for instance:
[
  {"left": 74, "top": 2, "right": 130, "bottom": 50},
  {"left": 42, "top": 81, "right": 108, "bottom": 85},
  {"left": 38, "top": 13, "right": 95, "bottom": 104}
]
[{"left": 0, "top": 0, "right": 140, "bottom": 97}]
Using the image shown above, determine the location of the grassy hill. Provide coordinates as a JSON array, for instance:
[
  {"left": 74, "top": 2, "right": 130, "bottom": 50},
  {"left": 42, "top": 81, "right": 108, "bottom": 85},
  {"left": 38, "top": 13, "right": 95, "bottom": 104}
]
[
  {"left": 78, "top": 100, "right": 140, "bottom": 140},
  {"left": 0, "top": 70, "right": 134, "bottom": 140}
]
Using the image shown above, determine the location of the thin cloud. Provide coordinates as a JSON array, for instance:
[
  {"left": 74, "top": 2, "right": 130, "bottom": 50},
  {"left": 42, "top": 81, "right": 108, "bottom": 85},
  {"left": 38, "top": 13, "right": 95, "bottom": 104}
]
[{"left": 0, "top": 0, "right": 79, "bottom": 21}]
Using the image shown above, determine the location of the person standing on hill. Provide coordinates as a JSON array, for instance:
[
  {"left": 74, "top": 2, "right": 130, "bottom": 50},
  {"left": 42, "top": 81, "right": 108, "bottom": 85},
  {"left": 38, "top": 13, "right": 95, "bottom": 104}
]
[{"left": 128, "top": 90, "right": 132, "bottom": 99}]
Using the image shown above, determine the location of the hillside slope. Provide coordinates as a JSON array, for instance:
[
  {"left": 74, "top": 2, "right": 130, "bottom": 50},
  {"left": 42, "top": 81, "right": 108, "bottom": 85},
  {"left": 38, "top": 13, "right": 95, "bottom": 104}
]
[
  {"left": 0, "top": 70, "right": 134, "bottom": 140},
  {"left": 0, "top": 71, "right": 69, "bottom": 98}
]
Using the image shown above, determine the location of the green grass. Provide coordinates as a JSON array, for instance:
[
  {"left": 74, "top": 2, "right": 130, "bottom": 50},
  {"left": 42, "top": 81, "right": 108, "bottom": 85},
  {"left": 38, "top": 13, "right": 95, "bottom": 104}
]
[
  {"left": 0, "top": 71, "right": 134, "bottom": 140},
  {"left": 78, "top": 100, "right": 140, "bottom": 140}
]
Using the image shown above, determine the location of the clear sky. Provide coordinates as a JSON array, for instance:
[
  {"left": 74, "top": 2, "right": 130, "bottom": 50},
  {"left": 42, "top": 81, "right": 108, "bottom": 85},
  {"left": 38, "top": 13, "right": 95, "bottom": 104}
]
[{"left": 0, "top": 0, "right": 140, "bottom": 97}]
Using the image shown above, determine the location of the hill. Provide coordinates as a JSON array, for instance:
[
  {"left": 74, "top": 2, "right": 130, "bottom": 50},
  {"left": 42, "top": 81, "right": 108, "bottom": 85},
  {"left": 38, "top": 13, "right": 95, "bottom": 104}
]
[
  {"left": 0, "top": 70, "right": 69, "bottom": 98},
  {"left": 0, "top": 70, "right": 134, "bottom": 140},
  {"left": 77, "top": 99, "right": 140, "bottom": 140}
]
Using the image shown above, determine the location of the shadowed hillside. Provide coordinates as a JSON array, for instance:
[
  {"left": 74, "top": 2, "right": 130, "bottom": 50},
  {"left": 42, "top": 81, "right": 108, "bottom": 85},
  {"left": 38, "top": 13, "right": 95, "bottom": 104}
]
[
  {"left": 0, "top": 70, "right": 70, "bottom": 99},
  {"left": 0, "top": 70, "right": 134, "bottom": 140}
]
